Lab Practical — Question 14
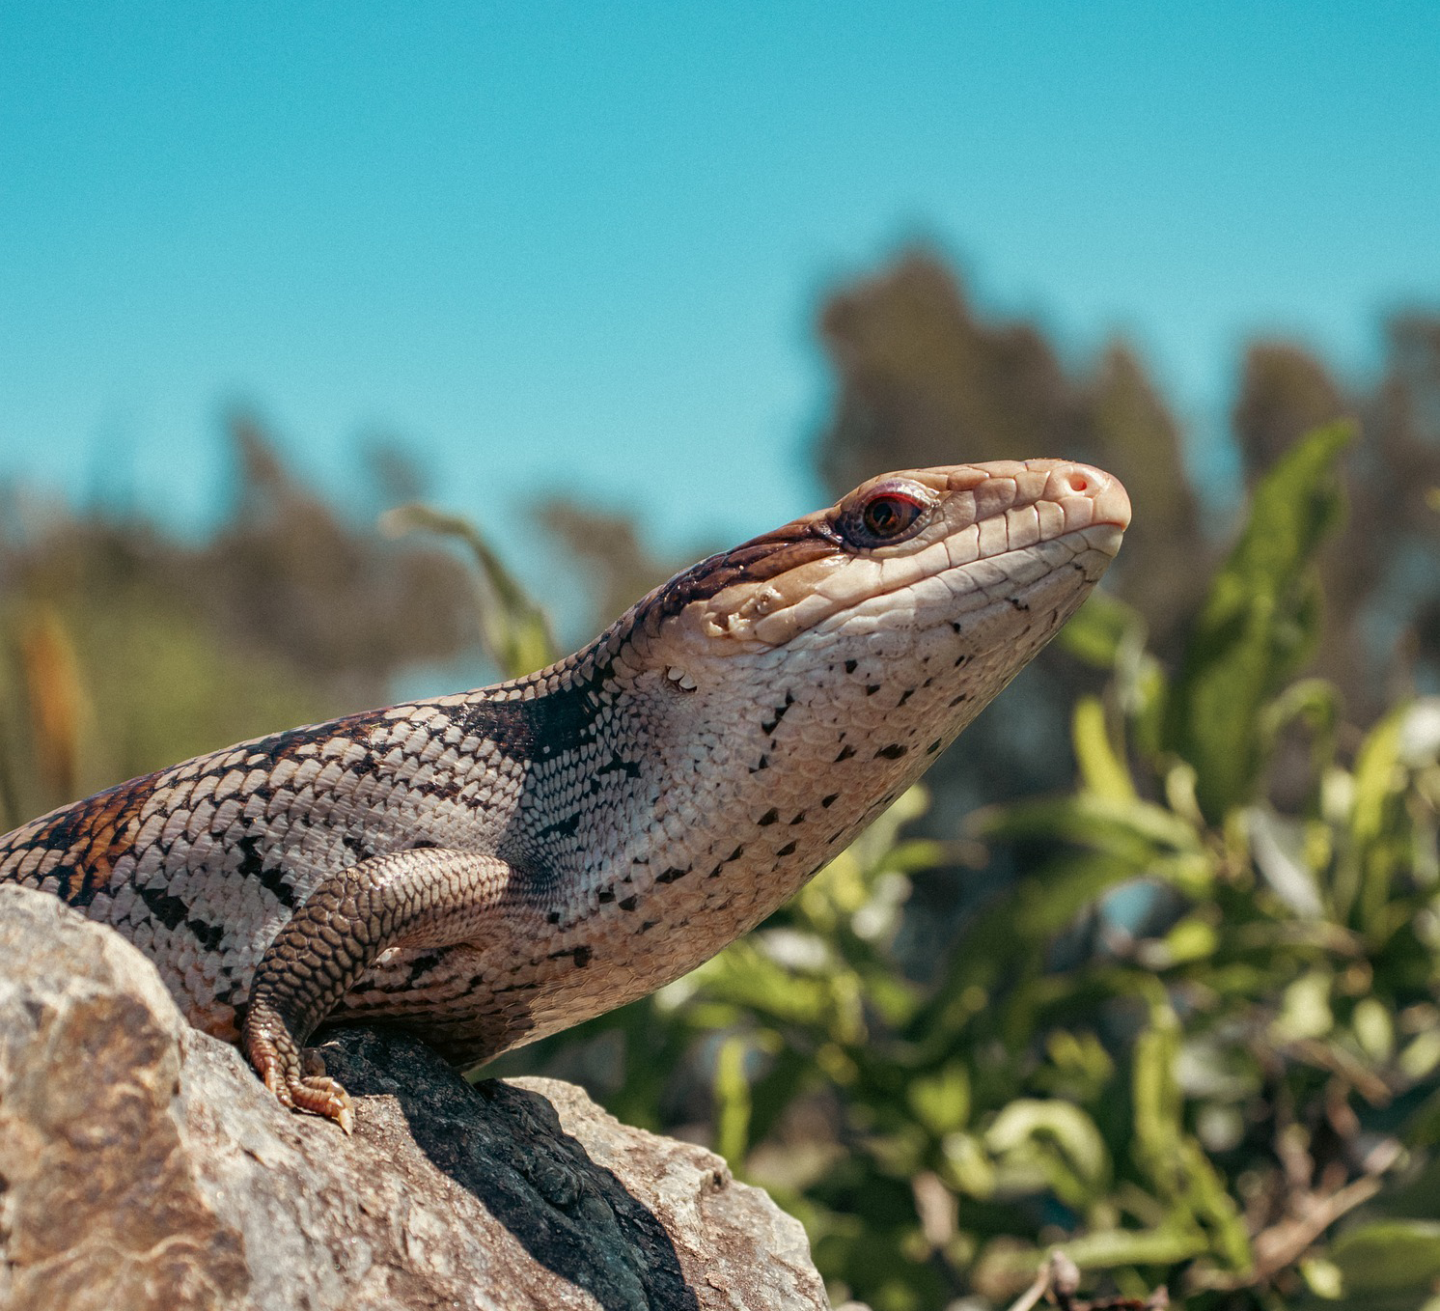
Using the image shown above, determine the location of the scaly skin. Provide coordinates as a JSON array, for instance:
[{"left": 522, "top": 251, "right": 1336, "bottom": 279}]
[{"left": 0, "top": 459, "right": 1130, "bottom": 1129}]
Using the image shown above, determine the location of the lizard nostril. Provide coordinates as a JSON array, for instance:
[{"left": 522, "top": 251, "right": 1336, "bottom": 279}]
[
  {"left": 1055, "top": 467, "right": 1097, "bottom": 496},
  {"left": 1050, "top": 462, "right": 1131, "bottom": 530},
  {"left": 1047, "top": 464, "right": 1119, "bottom": 505}
]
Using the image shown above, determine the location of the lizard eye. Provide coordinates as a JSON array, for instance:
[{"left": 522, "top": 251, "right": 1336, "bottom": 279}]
[{"left": 840, "top": 484, "right": 930, "bottom": 548}]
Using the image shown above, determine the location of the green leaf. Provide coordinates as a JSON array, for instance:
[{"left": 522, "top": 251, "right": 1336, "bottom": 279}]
[
  {"left": 1260, "top": 676, "right": 1341, "bottom": 786},
  {"left": 907, "top": 1061, "right": 972, "bottom": 1136},
  {"left": 1329, "top": 1220, "right": 1440, "bottom": 1297},
  {"left": 980, "top": 1226, "right": 1210, "bottom": 1279},
  {"left": 1132, "top": 1011, "right": 1184, "bottom": 1194},
  {"left": 1352, "top": 708, "right": 1406, "bottom": 851},
  {"left": 975, "top": 792, "right": 1204, "bottom": 861},
  {"left": 984, "top": 1098, "right": 1113, "bottom": 1205},
  {"left": 1175, "top": 1138, "right": 1253, "bottom": 1272},
  {"left": 1166, "top": 421, "right": 1354, "bottom": 821},
  {"left": 713, "top": 1033, "right": 755, "bottom": 1165},
  {"left": 1074, "top": 695, "right": 1137, "bottom": 802},
  {"left": 1056, "top": 588, "right": 1143, "bottom": 668},
  {"left": 1271, "top": 969, "right": 1334, "bottom": 1041},
  {"left": 380, "top": 502, "right": 558, "bottom": 678}
]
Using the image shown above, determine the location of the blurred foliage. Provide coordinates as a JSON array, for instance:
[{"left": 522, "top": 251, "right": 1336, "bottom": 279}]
[
  {"left": 510, "top": 424, "right": 1440, "bottom": 1309},
  {"left": 810, "top": 252, "right": 1440, "bottom": 1017},
  {"left": 814, "top": 253, "right": 1440, "bottom": 841},
  {"left": 380, "top": 501, "right": 558, "bottom": 680},
  {"left": 1164, "top": 422, "right": 1351, "bottom": 823},
  {"left": 0, "top": 417, "right": 478, "bottom": 830}
]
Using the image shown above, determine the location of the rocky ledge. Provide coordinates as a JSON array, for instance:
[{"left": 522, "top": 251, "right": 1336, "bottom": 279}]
[{"left": 0, "top": 883, "right": 829, "bottom": 1311}]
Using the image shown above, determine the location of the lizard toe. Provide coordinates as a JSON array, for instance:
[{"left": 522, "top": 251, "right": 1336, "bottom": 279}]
[{"left": 289, "top": 1075, "right": 355, "bottom": 1134}]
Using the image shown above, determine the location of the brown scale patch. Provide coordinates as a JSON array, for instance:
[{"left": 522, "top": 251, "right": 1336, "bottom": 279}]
[
  {"left": 69, "top": 777, "right": 162, "bottom": 901},
  {"left": 0, "top": 774, "right": 157, "bottom": 905}
]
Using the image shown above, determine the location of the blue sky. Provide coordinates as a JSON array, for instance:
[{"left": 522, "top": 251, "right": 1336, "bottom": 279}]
[{"left": 3, "top": 3, "right": 1438, "bottom": 554}]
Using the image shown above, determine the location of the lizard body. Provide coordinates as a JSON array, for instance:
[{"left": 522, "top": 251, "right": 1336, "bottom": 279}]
[{"left": 0, "top": 460, "right": 1129, "bottom": 1128}]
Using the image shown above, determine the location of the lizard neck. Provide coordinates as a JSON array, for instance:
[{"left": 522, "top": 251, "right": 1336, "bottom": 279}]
[{"left": 468, "top": 550, "right": 1092, "bottom": 952}]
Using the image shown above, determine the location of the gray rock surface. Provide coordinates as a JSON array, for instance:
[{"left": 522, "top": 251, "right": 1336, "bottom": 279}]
[{"left": 0, "top": 884, "right": 829, "bottom": 1311}]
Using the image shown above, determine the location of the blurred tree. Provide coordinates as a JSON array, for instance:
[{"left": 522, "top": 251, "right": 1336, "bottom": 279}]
[
  {"left": 1079, "top": 343, "right": 1207, "bottom": 652},
  {"left": 362, "top": 435, "right": 430, "bottom": 507},
  {"left": 816, "top": 250, "right": 1075, "bottom": 494},
  {"left": 1382, "top": 313, "right": 1440, "bottom": 447},
  {"left": 1359, "top": 314, "right": 1440, "bottom": 705},
  {"left": 0, "top": 415, "right": 482, "bottom": 825},
  {"left": 199, "top": 415, "right": 477, "bottom": 709},
  {"left": 1233, "top": 342, "right": 1348, "bottom": 482},
  {"left": 1232, "top": 342, "right": 1363, "bottom": 716},
  {"left": 1232, "top": 321, "right": 1440, "bottom": 720},
  {"left": 536, "top": 498, "right": 678, "bottom": 631}
]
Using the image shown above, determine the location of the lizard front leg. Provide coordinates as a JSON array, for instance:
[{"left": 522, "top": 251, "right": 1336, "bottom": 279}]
[{"left": 241, "top": 848, "right": 514, "bottom": 1132}]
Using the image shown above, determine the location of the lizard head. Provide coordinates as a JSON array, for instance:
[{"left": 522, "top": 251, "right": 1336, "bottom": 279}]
[
  {"left": 549, "top": 458, "right": 1136, "bottom": 933},
  {"left": 622, "top": 459, "right": 1130, "bottom": 677},
  {"left": 488, "top": 460, "right": 1131, "bottom": 979}
]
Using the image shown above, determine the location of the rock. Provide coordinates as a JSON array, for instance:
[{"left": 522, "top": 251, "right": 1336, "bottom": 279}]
[{"left": 0, "top": 884, "right": 830, "bottom": 1311}]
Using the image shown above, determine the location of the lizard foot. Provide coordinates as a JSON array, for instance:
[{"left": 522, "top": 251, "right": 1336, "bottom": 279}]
[
  {"left": 245, "top": 1025, "right": 356, "bottom": 1133},
  {"left": 283, "top": 1072, "right": 356, "bottom": 1135}
]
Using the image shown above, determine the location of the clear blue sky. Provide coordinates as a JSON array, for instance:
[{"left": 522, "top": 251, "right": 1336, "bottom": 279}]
[{"left": 3, "top": 3, "right": 1438, "bottom": 552}]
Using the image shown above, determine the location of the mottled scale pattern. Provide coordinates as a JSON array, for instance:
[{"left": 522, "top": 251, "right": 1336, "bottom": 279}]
[{"left": 0, "top": 459, "right": 1130, "bottom": 1079}]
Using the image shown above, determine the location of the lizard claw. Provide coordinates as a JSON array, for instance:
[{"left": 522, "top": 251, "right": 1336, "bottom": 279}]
[
  {"left": 287, "top": 1073, "right": 356, "bottom": 1134},
  {"left": 254, "top": 1047, "right": 295, "bottom": 1107},
  {"left": 245, "top": 1018, "right": 355, "bottom": 1131},
  {"left": 254, "top": 1049, "right": 354, "bottom": 1131}
]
